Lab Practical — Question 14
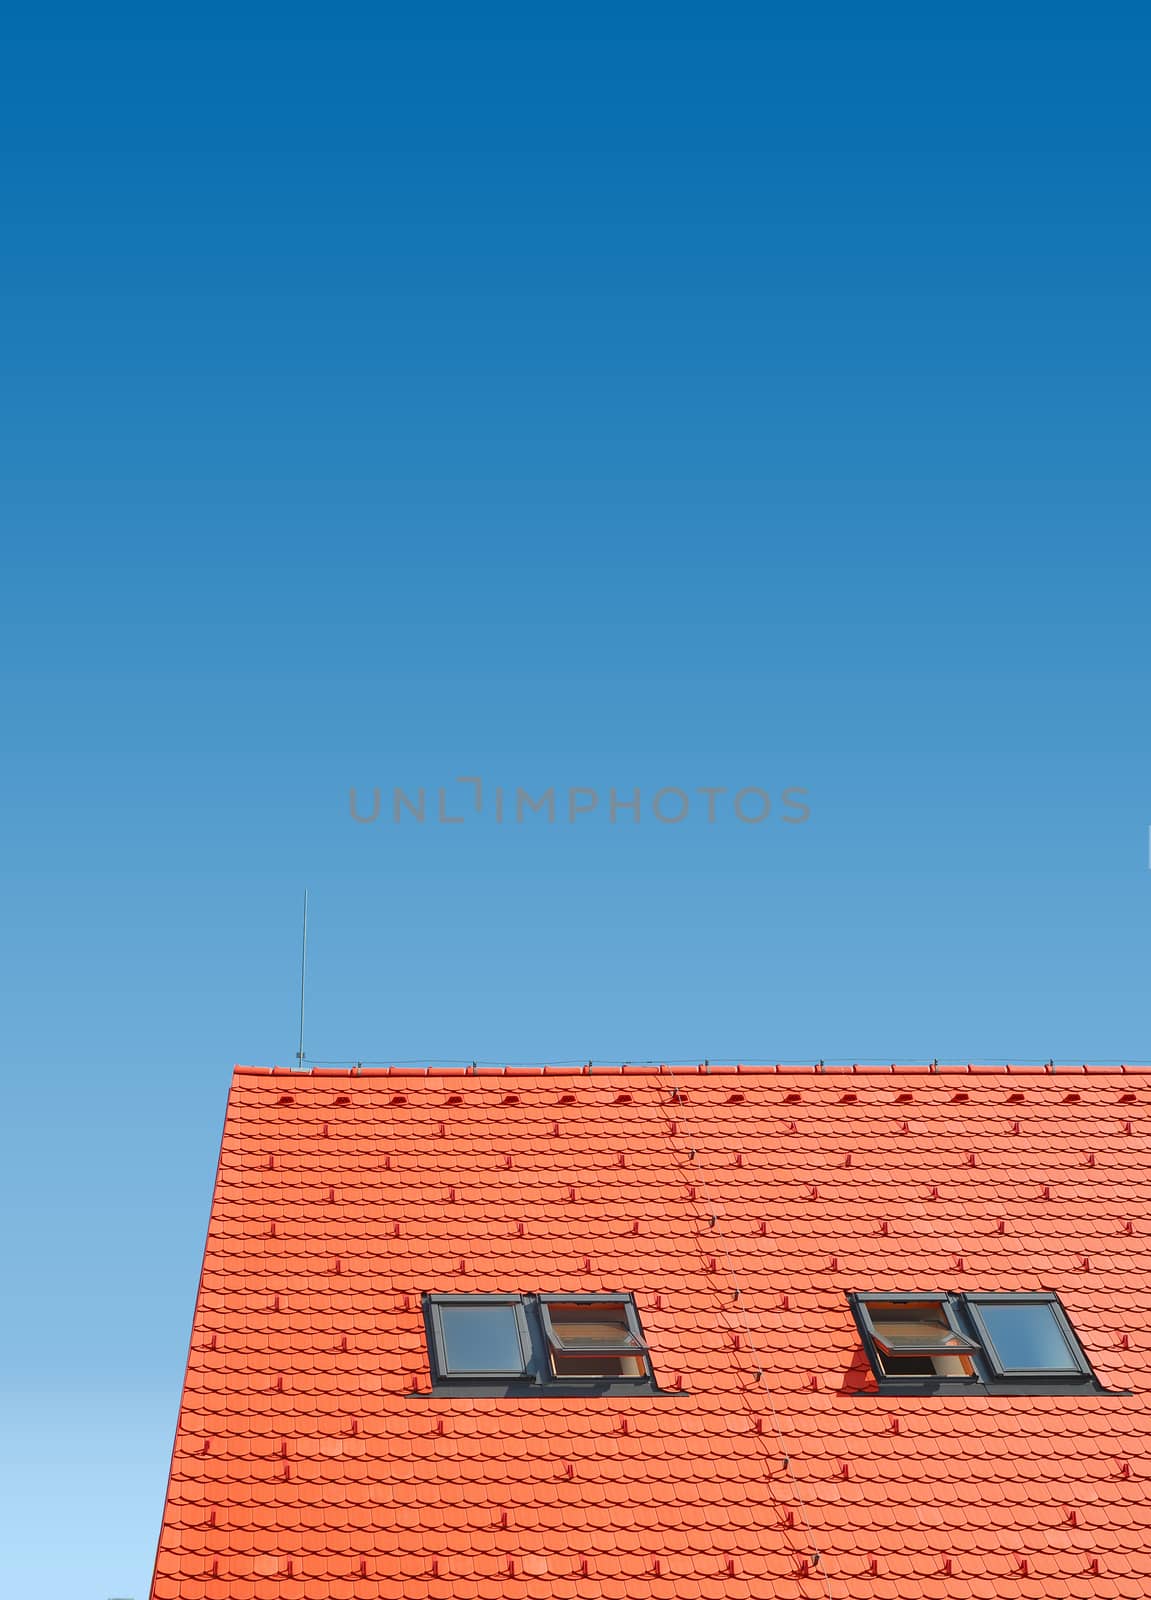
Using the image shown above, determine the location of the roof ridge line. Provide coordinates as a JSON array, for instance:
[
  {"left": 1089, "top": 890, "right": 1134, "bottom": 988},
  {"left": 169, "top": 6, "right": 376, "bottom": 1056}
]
[{"left": 232, "top": 1060, "right": 1151, "bottom": 1078}]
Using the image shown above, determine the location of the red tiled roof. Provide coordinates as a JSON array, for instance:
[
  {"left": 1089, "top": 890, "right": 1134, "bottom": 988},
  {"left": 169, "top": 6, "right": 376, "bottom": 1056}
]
[{"left": 152, "top": 1064, "right": 1151, "bottom": 1600}]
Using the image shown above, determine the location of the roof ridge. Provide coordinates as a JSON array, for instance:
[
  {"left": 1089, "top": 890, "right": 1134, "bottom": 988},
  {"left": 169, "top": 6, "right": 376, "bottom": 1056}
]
[{"left": 233, "top": 1060, "right": 1151, "bottom": 1078}]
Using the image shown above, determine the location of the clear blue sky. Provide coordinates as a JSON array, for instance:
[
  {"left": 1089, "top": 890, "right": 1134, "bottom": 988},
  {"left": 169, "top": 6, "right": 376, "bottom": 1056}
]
[{"left": 2, "top": 12, "right": 1149, "bottom": 1598}]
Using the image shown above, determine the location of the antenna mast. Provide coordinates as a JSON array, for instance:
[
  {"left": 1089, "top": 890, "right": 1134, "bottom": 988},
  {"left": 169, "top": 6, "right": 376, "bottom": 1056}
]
[{"left": 296, "top": 889, "right": 308, "bottom": 1070}]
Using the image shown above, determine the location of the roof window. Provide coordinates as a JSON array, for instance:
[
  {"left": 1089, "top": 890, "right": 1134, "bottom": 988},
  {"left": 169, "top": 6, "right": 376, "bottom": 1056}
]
[
  {"left": 539, "top": 1295, "right": 649, "bottom": 1378},
  {"left": 850, "top": 1291, "right": 1098, "bottom": 1391},
  {"left": 965, "top": 1293, "right": 1093, "bottom": 1379},
  {"left": 428, "top": 1295, "right": 531, "bottom": 1379},
  {"left": 422, "top": 1292, "right": 657, "bottom": 1393},
  {"left": 855, "top": 1295, "right": 979, "bottom": 1378}
]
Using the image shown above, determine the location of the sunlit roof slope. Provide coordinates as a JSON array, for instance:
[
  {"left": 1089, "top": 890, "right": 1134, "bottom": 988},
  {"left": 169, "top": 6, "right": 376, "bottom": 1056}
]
[{"left": 152, "top": 1062, "right": 1151, "bottom": 1600}]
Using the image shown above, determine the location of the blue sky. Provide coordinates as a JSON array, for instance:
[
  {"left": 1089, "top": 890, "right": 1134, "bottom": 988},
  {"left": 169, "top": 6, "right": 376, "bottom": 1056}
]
[{"left": 2, "top": 12, "right": 1149, "bottom": 1598}]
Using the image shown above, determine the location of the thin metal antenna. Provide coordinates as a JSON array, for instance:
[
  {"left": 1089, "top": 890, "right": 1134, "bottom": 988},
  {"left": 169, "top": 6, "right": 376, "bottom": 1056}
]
[{"left": 296, "top": 889, "right": 308, "bottom": 1070}]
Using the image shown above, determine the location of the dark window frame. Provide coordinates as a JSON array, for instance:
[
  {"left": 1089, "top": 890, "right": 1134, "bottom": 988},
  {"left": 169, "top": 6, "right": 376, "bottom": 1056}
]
[
  {"left": 854, "top": 1292, "right": 981, "bottom": 1362},
  {"left": 538, "top": 1293, "right": 648, "bottom": 1356},
  {"left": 425, "top": 1293, "right": 532, "bottom": 1381},
  {"left": 964, "top": 1292, "right": 1094, "bottom": 1380},
  {"left": 848, "top": 1290, "right": 1108, "bottom": 1395},
  {"left": 421, "top": 1291, "right": 667, "bottom": 1396}
]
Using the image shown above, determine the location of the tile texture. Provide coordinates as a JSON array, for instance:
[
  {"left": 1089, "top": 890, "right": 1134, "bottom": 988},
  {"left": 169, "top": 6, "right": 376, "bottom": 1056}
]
[{"left": 151, "top": 1063, "right": 1151, "bottom": 1600}]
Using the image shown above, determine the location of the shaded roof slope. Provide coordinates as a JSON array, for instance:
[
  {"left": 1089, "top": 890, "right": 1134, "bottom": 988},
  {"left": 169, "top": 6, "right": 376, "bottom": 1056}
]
[{"left": 152, "top": 1063, "right": 1151, "bottom": 1600}]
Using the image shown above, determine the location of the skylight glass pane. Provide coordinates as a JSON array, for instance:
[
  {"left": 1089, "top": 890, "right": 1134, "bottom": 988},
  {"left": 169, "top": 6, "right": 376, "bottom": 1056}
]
[
  {"left": 439, "top": 1304, "right": 526, "bottom": 1374},
  {"left": 542, "top": 1299, "right": 646, "bottom": 1354},
  {"left": 865, "top": 1300, "right": 978, "bottom": 1356},
  {"left": 873, "top": 1323, "right": 974, "bottom": 1353},
  {"left": 976, "top": 1301, "right": 1078, "bottom": 1372},
  {"left": 550, "top": 1318, "right": 638, "bottom": 1347}
]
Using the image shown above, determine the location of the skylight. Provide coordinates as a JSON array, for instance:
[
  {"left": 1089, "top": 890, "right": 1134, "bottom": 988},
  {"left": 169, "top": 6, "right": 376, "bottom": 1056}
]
[
  {"left": 434, "top": 1299, "right": 530, "bottom": 1377},
  {"left": 965, "top": 1294, "right": 1092, "bottom": 1379},
  {"left": 423, "top": 1292, "right": 656, "bottom": 1391},
  {"left": 539, "top": 1296, "right": 650, "bottom": 1378},
  {"left": 857, "top": 1296, "right": 980, "bottom": 1377},
  {"left": 851, "top": 1291, "right": 1096, "bottom": 1389}
]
